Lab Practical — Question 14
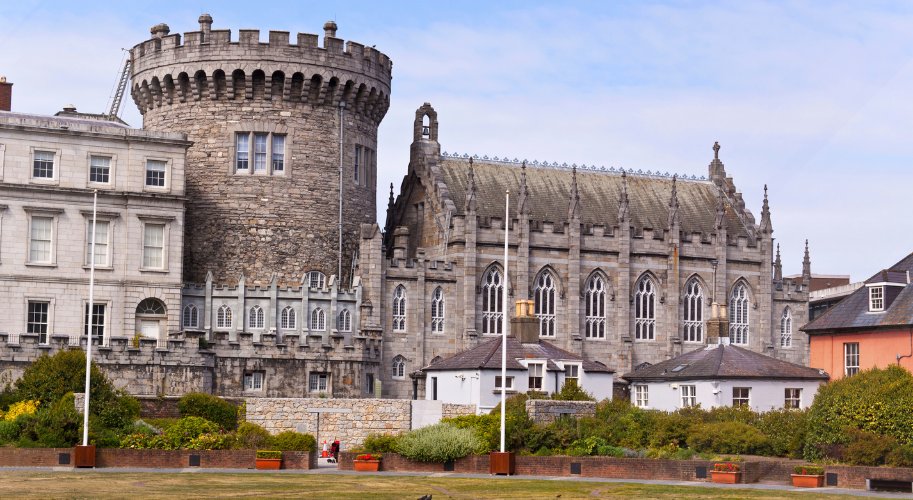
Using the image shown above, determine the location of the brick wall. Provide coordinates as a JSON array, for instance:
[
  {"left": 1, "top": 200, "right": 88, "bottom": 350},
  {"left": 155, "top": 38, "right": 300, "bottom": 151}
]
[
  {"left": 0, "top": 448, "right": 316, "bottom": 469},
  {"left": 0, "top": 448, "right": 69, "bottom": 467}
]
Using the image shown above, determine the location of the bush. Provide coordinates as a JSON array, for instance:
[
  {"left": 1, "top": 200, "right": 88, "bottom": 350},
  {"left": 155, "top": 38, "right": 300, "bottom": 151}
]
[
  {"left": 95, "top": 393, "right": 140, "bottom": 431},
  {"left": 361, "top": 433, "right": 400, "bottom": 454},
  {"left": 886, "top": 444, "right": 913, "bottom": 467},
  {"left": 755, "top": 408, "right": 808, "bottom": 458},
  {"left": 234, "top": 422, "right": 272, "bottom": 450},
  {"left": 804, "top": 365, "right": 913, "bottom": 460},
  {"left": 33, "top": 393, "right": 81, "bottom": 447},
  {"left": 187, "top": 432, "right": 232, "bottom": 450},
  {"left": 566, "top": 436, "right": 609, "bottom": 456},
  {"left": 256, "top": 450, "right": 282, "bottom": 459},
  {"left": 14, "top": 350, "right": 118, "bottom": 411},
  {"left": 843, "top": 429, "right": 896, "bottom": 466},
  {"left": 0, "top": 420, "right": 20, "bottom": 443},
  {"left": 4, "top": 400, "right": 40, "bottom": 422},
  {"left": 160, "top": 416, "right": 220, "bottom": 450},
  {"left": 551, "top": 380, "right": 595, "bottom": 401},
  {"left": 686, "top": 421, "right": 771, "bottom": 455},
  {"left": 793, "top": 465, "right": 824, "bottom": 475},
  {"left": 269, "top": 431, "right": 316, "bottom": 451},
  {"left": 177, "top": 393, "right": 237, "bottom": 431},
  {"left": 395, "top": 423, "right": 485, "bottom": 463}
]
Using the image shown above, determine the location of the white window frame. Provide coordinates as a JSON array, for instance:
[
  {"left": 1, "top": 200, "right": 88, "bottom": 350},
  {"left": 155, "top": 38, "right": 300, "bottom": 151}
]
[
  {"left": 30, "top": 148, "right": 57, "bottom": 182},
  {"left": 681, "top": 384, "right": 697, "bottom": 408},
  {"left": 235, "top": 133, "right": 249, "bottom": 172},
  {"left": 563, "top": 363, "right": 580, "bottom": 388},
  {"left": 26, "top": 299, "right": 51, "bottom": 344},
  {"left": 392, "top": 285, "right": 406, "bottom": 332},
  {"left": 729, "top": 283, "right": 750, "bottom": 345},
  {"left": 494, "top": 375, "right": 515, "bottom": 391},
  {"left": 534, "top": 271, "right": 557, "bottom": 337},
  {"left": 683, "top": 278, "right": 704, "bottom": 343},
  {"left": 244, "top": 371, "right": 264, "bottom": 391},
  {"left": 248, "top": 305, "right": 265, "bottom": 330},
  {"left": 84, "top": 217, "right": 112, "bottom": 268},
  {"left": 584, "top": 274, "right": 606, "bottom": 339},
  {"left": 780, "top": 307, "right": 793, "bottom": 348},
  {"left": 234, "top": 131, "right": 287, "bottom": 176},
  {"left": 84, "top": 301, "right": 108, "bottom": 344},
  {"left": 392, "top": 355, "right": 406, "bottom": 380},
  {"left": 27, "top": 211, "right": 57, "bottom": 266},
  {"left": 431, "top": 287, "right": 445, "bottom": 333},
  {"left": 309, "top": 372, "right": 329, "bottom": 392},
  {"left": 634, "top": 276, "right": 656, "bottom": 340},
  {"left": 307, "top": 270, "right": 326, "bottom": 289},
  {"left": 481, "top": 267, "right": 504, "bottom": 335},
  {"left": 88, "top": 154, "right": 114, "bottom": 185},
  {"left": 144, "top": 158, "right": 168, "bottom": 190},
  {"left": 732, "top": 387, "right": 751, "bottom": 407},
  {"left": 280, "top": 306, "right": 297, "bottom": 330},
  {"left": 140, "top": 220, "right": 167, "bottom": 271},
  {"left": 869, "top": 286, "right": 884, "bottom": 312},
  {"left": 634, "top": 385, "right": 649, "bottom": 408},
  {"left": 337, "top": 309, "right": 351, "bottom": 332},
  {"left": 845, "top": 342, "right": 860, "bottom": 376},
  {"left": 528, "top": 362, "right": 544, "bottom": 391},
  {"left": 216, "top": 305, "right": 232, "bottom": 330},
  {"left": 784, "top": 388, "right": 802, "bottom": 409},
  {"left": 183, "top": 303, "right": 199, "bottom": 329},
  {"left": 310, "top": 307, "right": 326, "bottom": 331}
]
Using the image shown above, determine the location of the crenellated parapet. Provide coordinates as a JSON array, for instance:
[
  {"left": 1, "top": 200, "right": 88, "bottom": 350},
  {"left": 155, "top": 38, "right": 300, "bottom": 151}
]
[{"left": 130, "top": 17, "right": 391, "bottom": 124}]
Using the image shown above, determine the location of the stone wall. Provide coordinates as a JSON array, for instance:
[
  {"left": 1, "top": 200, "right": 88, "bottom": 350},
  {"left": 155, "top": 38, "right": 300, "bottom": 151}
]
[
  {"left": 525, "top": 400, "right": 597, "bottom": 424},
  {"left": 442, "top": 403, "right": 477, "bottom": 419}
]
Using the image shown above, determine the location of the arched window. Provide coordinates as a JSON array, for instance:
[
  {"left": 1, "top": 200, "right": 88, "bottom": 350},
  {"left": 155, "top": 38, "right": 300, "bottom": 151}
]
[
  {"left": 634, "top": 276, "right": 656, "bottom": 340},
  {"left": 729, "top": 283, "right": 750, "bottom": 344},
  {"left": 392, "top": 285, "right": 406, "bottom": 332},
  {"left": 683, "top": 278, "right": 704, "bottom": 343},
  {"left": 136, "top": 298, "right": 167, "bottom": 344},
  {"left": 534, "top": 271, "right": 556, "bottom": 337},
  {"left": 280, "top": 306, "right": 296, "bottom": 330},
  {"left": 310, "top": 307, "right": 326, "bottom": 331},
  {"left": 780, "top": 307, "right": 793, "bottom": 348},
  {"left": 182, "top": 304, "right": 198, "bottom": 328},
  {"left": 136, "top": 298, "right": 166, "bottom": 315},
  {"left": 481, "top": 267, "right": 504, "bottom": 334},
  {"left": 392, "top": 355, "right": 406, "bottom": 379},
  {"left": 248, "top": 305, "right": 264, "bottom": 330},
  {"left": 216, "top": 305, "right": 232, "bottom": 329},
  {"left": 430, "top": 287, "right": 445, "bottom": 333},
  {"left": 584, "top": 274, "right": 606, "bottom": 339},
  {"left": 307, "top": 270, "right": 326, "bottom": 289},
  {"left": 338, "top": 309, "right": 351, "bottom": 332}
]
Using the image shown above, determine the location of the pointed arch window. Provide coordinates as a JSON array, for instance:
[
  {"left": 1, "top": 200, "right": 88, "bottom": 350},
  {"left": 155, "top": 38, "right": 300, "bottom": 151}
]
[
  {"left": 634, "top": 276, "right": 656, "bottom": 340},
  {"left": 534, "top": 271, "right": 557, "bottom": 337},
  {"left": 392, "top": 355, "right": 406, "bottom": 379},
  {"left": 280, "top": 306, "right": 296, "bottom": 330},
  {"left": 584, "top": 274, "right": 607, "bottom": 339},
  {"left": 338, "top": 309, "right": 352, "bottom": 332},
  {"left": 683, "top": 278, "right": 704, "bottom": 343},
  {"left": 182, "top": 304, "right": 199, "bottom": 329},
  {"left": 392, "top": 285, "right": 406, "bottom": 332},
  {"left": 216, "top": 305, "right": 232, "bottom": 329},
  {"left": 310, "top": 307, "right": 326, "bottom": 331},
  {"left": 780, "top": 307, "right": 793, "bottom": 348},
  {"left": 248, "top": 305, "right": 265, "bottom": 330},
  {"left": 481, "top": 267, "right": 503, "bottom": 334},
  {"left": 306, "top": 270, "right": 326, "bottom": 289},
  {"left": 729, "top": 283, "right": 750, "bottom": 345},
  {"left": 431, "top": 287, "right": 445, "bottom": 333}
]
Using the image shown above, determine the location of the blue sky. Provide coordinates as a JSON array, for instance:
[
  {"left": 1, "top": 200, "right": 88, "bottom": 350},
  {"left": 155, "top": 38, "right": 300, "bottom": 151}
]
[{"left": 2, "top": 1, "right": 912, "bottom": 281}]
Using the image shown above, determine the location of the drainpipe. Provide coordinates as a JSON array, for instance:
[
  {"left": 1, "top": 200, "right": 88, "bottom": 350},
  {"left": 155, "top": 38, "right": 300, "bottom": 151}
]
[{"left": 897, "top": 327, "right": 913, "bottom": 365}]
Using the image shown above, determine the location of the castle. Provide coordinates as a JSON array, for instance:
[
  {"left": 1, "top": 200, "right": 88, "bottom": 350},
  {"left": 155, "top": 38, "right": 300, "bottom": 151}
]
[{"left": 0, "top": 16, "right": 810, "bottom": 400}]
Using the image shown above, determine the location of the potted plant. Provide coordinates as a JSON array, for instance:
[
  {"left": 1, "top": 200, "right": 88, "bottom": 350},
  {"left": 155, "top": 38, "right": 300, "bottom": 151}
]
[
  {"left": 255, "top": 450, "right": 282, "bottom": 470},
  {"left": 791, "top": 465, "right": 825, "bottom": 487},
  {"left": 710, "top": 462, "right": 741, "bottom": 484},
  {"left": 353, "top": 453, "right": 382, "bottom": 472}
]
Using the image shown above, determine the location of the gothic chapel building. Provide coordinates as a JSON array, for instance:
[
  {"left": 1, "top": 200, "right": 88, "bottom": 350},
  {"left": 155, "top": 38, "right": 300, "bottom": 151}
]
[{"left": 359, "top": 104, "right": 811, "bottom": 399}]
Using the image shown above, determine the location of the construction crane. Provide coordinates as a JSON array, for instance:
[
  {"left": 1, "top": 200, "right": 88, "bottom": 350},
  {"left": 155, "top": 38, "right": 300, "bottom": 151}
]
[{"left": 107, "top": 57, "right": 132, "bottom": 120}]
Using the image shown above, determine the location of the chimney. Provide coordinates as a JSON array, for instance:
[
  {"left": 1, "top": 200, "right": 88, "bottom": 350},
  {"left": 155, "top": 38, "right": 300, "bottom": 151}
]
[
  {"left": 510, "top": 299, "right": 538, "bottom": 344},
  {"left": 0, "top": 76, "right": 12, "bottom": 112}
]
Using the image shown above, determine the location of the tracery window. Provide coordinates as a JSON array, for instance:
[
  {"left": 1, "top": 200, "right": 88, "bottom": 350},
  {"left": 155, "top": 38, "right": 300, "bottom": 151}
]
[
  {"left": 729, "top": 283, "right": 750, "bottom": 344},
  {"left": 392, "top": 285, "right": 406, "bottom": 332},
  {"left": 534, "top": 271, "right": 556, "bottom": 337},
  {"left": 584, "top": 274, "right": 606, "bottom": 339},
  {"left": 392, "top": 355, "right": 406, "bottom": 379},
  {"left": 248, "top": 305, "right": 264, "bottom": 330},
  {"left": 634, "top": 276, "right": 656, "bottom": 340},
  {"left": 280, "top": 306, "right": 296, "bottom": 330},
  {"left": 337, "top": 309, "right": 351, "bottom": 332},
  {"left": 430, "top": 287, "right": 445, "bottom": 333},
  {"left": 310, "top": 307, "right": 326, "bottom": 331},
  {"left": 182, "top": 304, "right": 198, "bottom": 328},
  {"left": 216, "top": 305, "right": 232, "bottom": 329},
  {"left": 683, "top": 278, "right": 704, "bottom": 343},
  {"left": 780, "top": 307, "right": 792, "bottom": 348},
  {"left": 481, "top": 267, "right": 503, "bottom": 334}
]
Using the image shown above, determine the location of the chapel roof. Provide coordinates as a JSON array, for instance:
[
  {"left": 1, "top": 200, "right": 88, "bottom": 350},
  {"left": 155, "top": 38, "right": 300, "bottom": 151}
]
[{"left": 422, "top": 336, "right": 613, "bottom": 373}]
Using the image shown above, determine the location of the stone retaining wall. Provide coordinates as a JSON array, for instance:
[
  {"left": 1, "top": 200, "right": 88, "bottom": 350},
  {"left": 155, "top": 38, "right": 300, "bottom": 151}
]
[
  {"left": 525, "top": 400, "right": 597, "bottom": 424},
  {"left": 442, "top": 403, "right": 477, "bottom": 419}
]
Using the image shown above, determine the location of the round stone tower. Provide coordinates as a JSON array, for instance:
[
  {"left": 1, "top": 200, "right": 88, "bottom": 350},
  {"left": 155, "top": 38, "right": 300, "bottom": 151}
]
[{"left": 130, "top": 15, "right": 391, "bottom": 286}]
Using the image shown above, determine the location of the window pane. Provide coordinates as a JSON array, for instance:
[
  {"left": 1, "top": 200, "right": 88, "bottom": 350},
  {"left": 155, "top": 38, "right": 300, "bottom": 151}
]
[
  {"left": 33, "top": 150, "right": 54, "bottom": 178},
  {"left": 86, "top": 220, "right": 109, "bottom": 266},
  {"left": 142, "top": 224, "right": 165, "bottom": 268},
  {"left": 30, "top": 216, "right": 53, "bottom": 263},
  {"left": 254, "top": 133, "right": 267, "bottom": 172},
  {"left": 145, "top": 160, "right": 166, "bottom": 187},
  {"left": 272, "top": 135, "right": 285, "bottom": 172},
  {"left": 89, "top": 156, "right": 111, "bottom": 183}
]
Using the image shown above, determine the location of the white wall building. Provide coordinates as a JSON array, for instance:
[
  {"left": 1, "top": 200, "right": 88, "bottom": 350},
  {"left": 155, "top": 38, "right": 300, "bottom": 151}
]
[{"left": 623, "top": 343, "right": 828, "bottom": 412}]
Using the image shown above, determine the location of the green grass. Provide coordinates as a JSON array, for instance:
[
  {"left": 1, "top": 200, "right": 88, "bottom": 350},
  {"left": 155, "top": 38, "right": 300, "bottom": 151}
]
[{"left": 0, "top": 471, "right": 856, "bottom": 499}]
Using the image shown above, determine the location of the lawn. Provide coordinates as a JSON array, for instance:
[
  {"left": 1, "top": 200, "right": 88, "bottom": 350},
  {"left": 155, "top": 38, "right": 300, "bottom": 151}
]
[{"left": 0, "top": 471, "right": 855, "bottom": 499}]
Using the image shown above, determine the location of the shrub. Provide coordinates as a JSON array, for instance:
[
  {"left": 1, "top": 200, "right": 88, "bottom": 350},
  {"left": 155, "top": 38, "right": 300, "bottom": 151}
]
[
  {"left": 95, "top": 393, "right": 140, "bottom": 431},
  {"left": 14, "top": 350, "right": 118, "bottom": 410},
  {"left": 33, "top": 393, "right": 81, "bottom": 447},
  {"left": 843, "top": 429, "right": 896, "bottom": 466},
  {"left": 160, "top": 416, "right": 220, "bottom": 449},
  {"left": 187, "top": 432, "right": 233, "bottom": 450},
  {"left": 120, "top": 432, "right": 166, "bottom": 450},
  {"left": 551, "top": 380, "right": 595, "bottom": 401},
  {"left": 886, "top": 444, "right": 913, "bottom": 467},
  {"left": 0, "top": 420, "right": 20, "bottom": 443},
  {"left": 755, "top": 408, "right": 808, "bottom": 458},
  {"left": 793, "top": 465, "right": 825, "bottom": 475},
  {"left": 269, "top": 431, "right": 316, "bottom": 451},
  {"left": 234, "top": 422, "right": 272, "bottom": 450},
  {"left": 686, "top": 421, "right": 771, "bottom": 455},
  {"left": 4, "top": 400, "right": 40, "bottom": 422},
  {"left": 361, "top": 433, "right": 400, "bottom": 454},
  {"left": 395, "top": 423, "right": 484, "bottom": 463},
  {"left": 177, "top": 393, "right": 237, "bottom": 431},
  {"left": 804, "top": 365, "right": 913, "bottom": 460},
  {"left": 566, "top": 436, "right": 609, "bottom": 456},
  {"left": 256, "top": 450, "right": 282, "bottom": 459}
]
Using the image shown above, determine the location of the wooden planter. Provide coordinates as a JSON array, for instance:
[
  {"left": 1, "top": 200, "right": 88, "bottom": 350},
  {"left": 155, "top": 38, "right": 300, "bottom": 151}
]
[
  {"left": 791, "top": 474, "right": 824, "bottom": 488},
  {"left": 255, "top": 458, "right": 282, "bottom": 470},
  {"left": 710, "top": 471, "right": 741, "bottom": 484},
  {"left": 490, "top": 451, "right": 516, "bottom": 475},
  {"left": 74, "top": 445, "right": 96, "bottom": 468},
  {"left": 353, "top": 459, "right": 380, "bottom": 472}
]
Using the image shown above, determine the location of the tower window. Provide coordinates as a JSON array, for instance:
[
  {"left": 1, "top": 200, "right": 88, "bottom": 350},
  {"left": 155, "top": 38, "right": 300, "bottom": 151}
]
[{"left": 234, "top": 132, "right": 286, "bottom": 175}]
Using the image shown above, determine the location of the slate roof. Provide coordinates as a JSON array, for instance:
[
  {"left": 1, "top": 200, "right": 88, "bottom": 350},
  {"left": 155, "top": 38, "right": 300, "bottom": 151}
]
[
  {"left": 622, "top": 344, "right": 829, "bottom": 381},
  {"left": 423, "top": 337, "right": 614, "bottom": 373},
  {"left": 439, "top": 158, "right": 754, "bottom": 238},
  {"left": 802, "top": 251, "right": 913, "bottom": 333}
]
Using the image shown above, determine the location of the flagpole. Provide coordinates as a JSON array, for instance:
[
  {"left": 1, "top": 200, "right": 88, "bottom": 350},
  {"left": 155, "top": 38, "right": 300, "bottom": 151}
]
[
  {"left": 500, "top": 189, "right": 509, "bottom": 453},
  {"left": 82, "top": 189, "right": 98, "bottom": 446}
]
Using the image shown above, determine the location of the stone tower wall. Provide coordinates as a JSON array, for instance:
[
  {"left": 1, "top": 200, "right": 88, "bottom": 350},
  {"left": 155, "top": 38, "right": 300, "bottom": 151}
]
[{"left": 130, "top": 16, "right": 392, "bottom": 286}]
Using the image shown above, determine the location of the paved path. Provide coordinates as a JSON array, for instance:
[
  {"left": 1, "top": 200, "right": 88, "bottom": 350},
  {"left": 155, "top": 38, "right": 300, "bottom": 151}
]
[{"left": 1, "top": 463, "right": 909, "bottom": 498}]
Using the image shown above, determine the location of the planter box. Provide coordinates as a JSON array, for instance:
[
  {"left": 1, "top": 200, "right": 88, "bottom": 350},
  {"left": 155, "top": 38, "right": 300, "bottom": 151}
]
[
  {"left": 353, "top": 459, "right": 380, "bottom": 472},
  {"left": 711, "top": 471, "right": 741, "bottom": 484},
  {"left": 74, "top": 445, "right": 96, "bottom": 468},
  {"left": 255, "top": 458, "right": 282, "bottom": 470},
  {"left": 490, "top": 451, "right": 515, "bottom": 475},
  {"left": 791, "top": 474, "right": 824, "bottom": 488}
]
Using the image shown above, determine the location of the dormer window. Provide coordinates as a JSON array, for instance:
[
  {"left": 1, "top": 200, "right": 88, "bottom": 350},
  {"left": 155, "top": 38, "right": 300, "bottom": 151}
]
[{"left": 869, "top": 286, "right": 884, "bottom": 312}]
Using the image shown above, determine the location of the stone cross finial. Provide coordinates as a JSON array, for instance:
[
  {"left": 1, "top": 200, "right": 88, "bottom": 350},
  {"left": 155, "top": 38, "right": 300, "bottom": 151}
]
[{"left": 713, "top": 141, "right": 720, "bottom": 160}]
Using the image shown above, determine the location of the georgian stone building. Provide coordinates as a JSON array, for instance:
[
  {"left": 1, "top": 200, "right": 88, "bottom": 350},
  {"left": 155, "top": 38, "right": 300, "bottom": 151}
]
[{"left": 359, "top": 104, "right": 811, "bottom": 399}]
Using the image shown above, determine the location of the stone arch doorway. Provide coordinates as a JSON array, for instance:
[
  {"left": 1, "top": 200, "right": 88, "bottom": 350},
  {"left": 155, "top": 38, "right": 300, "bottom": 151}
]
[{"left": 135, "top": 298, "right": 167, "bottom": 344}]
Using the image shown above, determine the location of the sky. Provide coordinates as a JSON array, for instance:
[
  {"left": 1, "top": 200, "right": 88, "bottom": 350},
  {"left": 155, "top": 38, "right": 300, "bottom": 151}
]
[{"left": 2, "top": 1, "right": 912, "bottom": 281}]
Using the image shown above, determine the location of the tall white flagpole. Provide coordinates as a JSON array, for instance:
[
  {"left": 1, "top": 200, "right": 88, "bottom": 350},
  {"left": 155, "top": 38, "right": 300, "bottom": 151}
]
[
  {"left": 82, "top": 190, "right": 98, "bottom": 446},
  {"left": 500, "top": 190, "right": 509, "bottom": 453}
]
